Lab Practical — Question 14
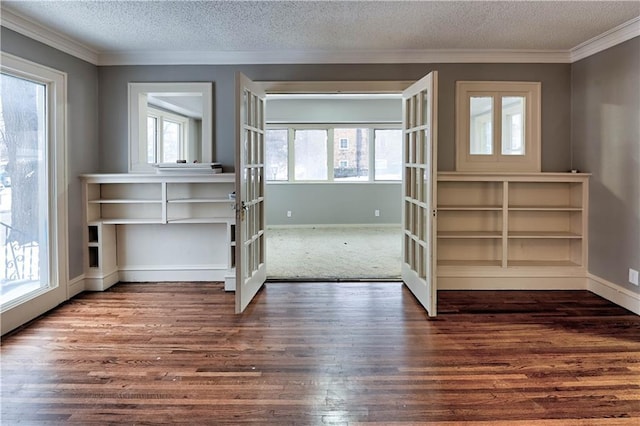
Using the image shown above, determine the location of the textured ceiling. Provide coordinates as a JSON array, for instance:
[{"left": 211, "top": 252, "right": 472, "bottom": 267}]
[{"left": 2, "top": 1, "right": 639, "bottom": 56}]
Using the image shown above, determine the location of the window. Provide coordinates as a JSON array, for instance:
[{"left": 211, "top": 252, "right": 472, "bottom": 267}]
[
  {"left": 294, "top": 129, "right": 328, "bottom": 180},
  {"left": 266, "top": 125, "right": 400, "bottom": 182},
  {"left": 146, "top": 107, "right": 189, "bottom": 164},
  {"left": 333, "top": 128, "right": 368, "bottom": 181},
  {"left": 265, "top": 128, "right": 288, "bottom": 181},
  {"left": 374, "top": 129, "right": 402, "bottom": 180},
  {"left": 0, "top": 52, "right": 67, "bottom": 327},
  {"left": 456, "top": 81, "right": 541, "bottom": 172}
]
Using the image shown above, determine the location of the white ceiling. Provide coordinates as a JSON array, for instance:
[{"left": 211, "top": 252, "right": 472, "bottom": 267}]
[{"left": 2, "top": 1, "right": 639, "bottom": 65}]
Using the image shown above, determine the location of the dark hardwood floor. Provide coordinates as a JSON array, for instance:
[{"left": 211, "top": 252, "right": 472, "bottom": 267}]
[{"left": 1, "top": 282, "right": 639, "bottom": 424}]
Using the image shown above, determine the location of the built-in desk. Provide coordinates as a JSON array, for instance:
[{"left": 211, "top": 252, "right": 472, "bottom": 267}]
[{"left": 81, "top": 173, "right": 235, "bottom": 290}]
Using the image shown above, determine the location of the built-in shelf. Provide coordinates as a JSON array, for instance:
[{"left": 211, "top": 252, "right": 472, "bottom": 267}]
[
  {"left": 82, "top": 173, "right": 236, "bottom": 289},
  {"left": 436, "top": 172, "right": 589, "bottom": 288}
]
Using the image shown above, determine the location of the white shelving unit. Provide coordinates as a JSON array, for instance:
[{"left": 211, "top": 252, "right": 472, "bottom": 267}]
[
  {"left": 437, "top": 172, "right": 589, "bottom": 289},
  {"left": 82, "top": 173, "right": 236, "bottom": 290}
]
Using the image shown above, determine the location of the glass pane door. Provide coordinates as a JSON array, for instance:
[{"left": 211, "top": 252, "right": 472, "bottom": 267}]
[{"left": 0, "top": 73, "right": 50, "bottom": 309}]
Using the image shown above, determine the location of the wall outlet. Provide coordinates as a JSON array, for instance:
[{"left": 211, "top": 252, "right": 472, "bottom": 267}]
[
  {"left": 287, "top": 211, "right": 292, "bottom": 218},
  {"left": 374, "top": 209, "right": 380, "bottom": 217},
  {"left": 629, "top": 268, "right": 639, "bottom": 286}
]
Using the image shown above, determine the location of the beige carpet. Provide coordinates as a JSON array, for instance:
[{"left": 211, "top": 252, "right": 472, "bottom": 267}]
[{"left": 266, "top": 226, "right": 402, "bottom": 280}]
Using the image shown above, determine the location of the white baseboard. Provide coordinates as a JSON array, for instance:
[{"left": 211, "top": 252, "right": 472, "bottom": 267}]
[
  {"left": 118, "top": 266, "right": 229, "bottom": 282},
  {"left": 438, "top": 276, "right": 586, "bottom": 290},
  {"left": 224, "top": 273, "right": 236, "bottom": 291},
  {"left": 587, "top": 273, "right": 640, "bottom": 315},
  {"left": 67, "top": 274, "right": 85, "bottom": 298},
  {"left": 85, "top": 270, "right": 119, "bottom": 291}
]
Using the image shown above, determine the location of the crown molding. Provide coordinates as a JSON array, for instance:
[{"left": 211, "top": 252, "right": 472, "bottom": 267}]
[
  {"left": 1, "top": 8, "right": 99, "bottom": 65},
  {"left": 99, "top": 48, "right": 571, "bottom": 66},
  {"left": 570, "top": 16, "right": 640, "bottom": 62},
  {"left": 1, "top": 5, "right": 637, "bottom": 66}
]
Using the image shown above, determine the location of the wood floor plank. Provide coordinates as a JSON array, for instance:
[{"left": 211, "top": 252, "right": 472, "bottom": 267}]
[{"left": 2, "top": 282, "right": 639, "bottom": 424}]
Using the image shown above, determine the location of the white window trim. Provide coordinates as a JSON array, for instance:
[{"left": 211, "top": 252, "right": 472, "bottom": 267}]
[
  {"left": 339, "top": 138, "right": 349, "bottom": 150},
  {"left": 0, "top": 52, "right": 68, "bottom": 331},
  {"left": 266, "top": 123, "right": 401, "bottom": 183},
  {"left": 456, "top": 81, "right": 541, "bottom": 172}
]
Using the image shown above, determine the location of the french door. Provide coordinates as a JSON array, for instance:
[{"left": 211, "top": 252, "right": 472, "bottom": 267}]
[
  {"left": 235, "top": 73, "right": 267, "bottom": 313},
  {"left": 401, "top": 72, "right": 438, "bottom": 317},
  {"left": 234, "top": 75, "right": 437, "bottom": 317}
]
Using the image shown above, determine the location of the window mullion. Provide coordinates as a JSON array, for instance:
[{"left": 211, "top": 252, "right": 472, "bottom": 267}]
[
  {"left": 288, "top": 128, "right": 295, "bottom": 182},
  {"left": 327, "top": 127, "right": 334, "bottom": 182},
  {"left": 493, "top": 94, "right": 501, "bottom": 161},
  {"left": 368, "top": 128, "right": 375, "bottom": 182}
]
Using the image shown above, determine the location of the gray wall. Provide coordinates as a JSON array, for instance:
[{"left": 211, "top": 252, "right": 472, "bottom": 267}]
[
  {"left": 266, "top": 183, "right": 401, "bottom": 226},
  {"left": 1, "top": 28, "right": 99, "bottom": 279},
  {"left": 571, "top": 37, "right": 640, "bottom": 294},
  {"left": 98, "top": 63, "right": 572, "bottom": 173},
  {"left": 267, "top": 97, "right": 402, "bottom": 123}
]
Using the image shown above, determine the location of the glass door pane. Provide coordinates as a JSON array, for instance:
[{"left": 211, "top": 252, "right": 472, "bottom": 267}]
[{"left": 0, "top": 73, "right": 50, "bottom": 308}]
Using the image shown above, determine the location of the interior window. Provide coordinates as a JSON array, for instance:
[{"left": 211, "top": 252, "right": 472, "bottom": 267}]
[
  {"left": 333, "top": 128, "right": 369, "bottom": 181},
  {"left": 266, "top": 125, "right": 402, "bottom": 182},
  {"left": 456, "top": 81, "right": 541, "bottom": 172},
  {"left": 294, "top": 129, "right": 328, "bottom": 181}
]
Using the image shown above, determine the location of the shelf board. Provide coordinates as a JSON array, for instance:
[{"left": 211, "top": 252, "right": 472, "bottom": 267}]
[
  {"left": 167, "top": 198, "right": 234, "bottom": 203},
  {"left": 508, "top": 206, "right": 582, "bottom": 211},
  {"left": 508, "top": 231, "right": 582, "bottom": 239},
  {"left": 507, "top": 260, "right": 582, "bottom": 267},
  {"left": 100, "top": 218, "right": 164, "bottom": 225},
  {"left": 438, "top": 205, "right": 502, "bottom": 211},
  {"left": 438, "top": 260, "right": 502, "bottom": 267},
  {"left": 89, "top": 199, "right": 162, "bottom": 204},
  {"left": 167, "top": 217, "right": 233, "bottom": 224},
  {"left": 438, "top": 231, "right": 502, "bottom": 239}
]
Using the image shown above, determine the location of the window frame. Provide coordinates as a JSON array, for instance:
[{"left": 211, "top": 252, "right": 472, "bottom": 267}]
[
  {"left": 265, "top": 123, "right": 402, "bottom": 183},
  {"left": 0, "top": 52, "right": 68, "bottom": 329},
  {"left": 456, "top": 81, "right": 541, "bottom": 172},
  {"left": 146, "top": 106, "right": 189, "bottom": 164}
]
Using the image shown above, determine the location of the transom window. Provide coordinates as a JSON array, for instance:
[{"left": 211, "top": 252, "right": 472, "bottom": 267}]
[
  {"left": 266, "top": 125, "right": 402, "bottom": 182},
  {"left": 456, "top": 81, "right": 541, "bottom": 172}
]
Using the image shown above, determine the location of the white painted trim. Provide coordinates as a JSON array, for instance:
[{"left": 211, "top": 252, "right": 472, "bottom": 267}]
[
  {"left": 570, "top": 17, "right": 640, "bottom": 63},
  {"left": 67, "top": 275, "right": 85, "bottom": 298},
  {"left": 438, "top": 276, "right": 587, "bottom": 290},
  {"left": 98, "top": 48, "right": 571, "bottom": 66},
  {"left": 119, "top": 267, "right": 229, "bottom": 282},
  {"left": 0, "top": 8, "right": 99, "bottom": 64},
  {"left": 587, "top": 273, "right": 640, "bottom": 316},
  {"left": 85, "top": 270, "right": 119, "bottom": 292}
]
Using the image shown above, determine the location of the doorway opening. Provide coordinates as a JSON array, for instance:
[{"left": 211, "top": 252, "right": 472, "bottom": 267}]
[{"left": 262, "top": 92, "right": 403, "bottom": 281}]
